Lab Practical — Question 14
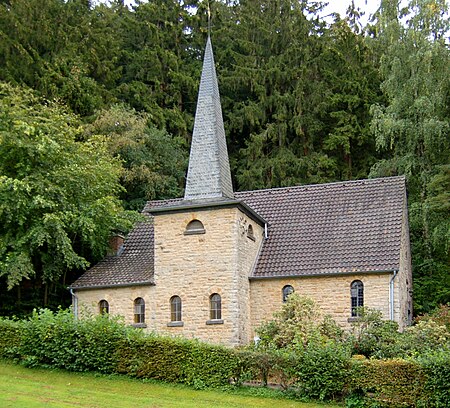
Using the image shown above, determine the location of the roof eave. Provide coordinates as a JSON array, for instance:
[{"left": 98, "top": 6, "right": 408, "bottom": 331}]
[
  {"left": 249, "top": 269, "right": 399, "bottom": 281},
  {"left": 148, "top": 199, "right": 267, "bottom": 226},
  {"left": 69, "top": 280, "right": 155, "bottom": 291}
]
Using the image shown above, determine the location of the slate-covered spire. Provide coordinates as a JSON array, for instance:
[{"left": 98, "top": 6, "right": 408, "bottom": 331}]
[{"left": 184, "top": 36, "right": 234, "bottom": 201}]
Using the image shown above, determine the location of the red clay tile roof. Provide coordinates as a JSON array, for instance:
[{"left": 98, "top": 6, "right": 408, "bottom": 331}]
[
  {"left": 71, "top": 176, "right": 406, "bottom": 288},
  {"left": 70, "top": 217, "right": 154, "bottom": 289},
  {"left": 236, "top": 176, "right": 405, "bottom": 278}
]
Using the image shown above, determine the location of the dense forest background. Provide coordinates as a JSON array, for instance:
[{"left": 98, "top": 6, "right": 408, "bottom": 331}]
[{"left": 0, "top": 0, "right": 448, "bottom": 316}]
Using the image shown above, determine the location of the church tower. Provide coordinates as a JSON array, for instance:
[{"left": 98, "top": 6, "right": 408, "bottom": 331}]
[{"left": 148, "top": 36, "right": 265, "bottom": 346}]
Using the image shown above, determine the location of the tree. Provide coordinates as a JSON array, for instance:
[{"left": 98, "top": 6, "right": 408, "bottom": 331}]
[
  {"left": 85, "top": 104, "right": 188, "bottom": 210},
  {"left": 0, "top": 83, "right": 138, "bottom": 308},
  {"left": 368, "top": 0, "right": 450, "bottom": 312}
]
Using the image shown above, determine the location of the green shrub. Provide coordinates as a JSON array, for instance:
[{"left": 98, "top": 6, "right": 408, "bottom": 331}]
[
  {"left": 292, "top": 341, "right": 351, "bottom": 401},
  {"left": 348, "top": 308, "right": 402, "bottom": 358},
  {"left": 117, "top": 334, "right": 240, "bottom": 388},
  {"left": 416, "top": 348, "right": 450, "bottom": 407},
  {"left": 0, "top": 318, "right": 23, "bottom": 359},
  {"left": 20, "top": 308, "right": 131, "bottom": 372},
  {"left": 349, "top": 358, "right": 426, "bottom": 407}
]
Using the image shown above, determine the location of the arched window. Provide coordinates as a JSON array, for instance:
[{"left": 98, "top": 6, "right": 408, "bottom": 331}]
[
  {"left": 170, "top": 296, "right": 182, "bottom": 322},
  {"left": 247, "top": 224, "right": 255, "bottom": 240},
  {"left": 351, "top": 280, "right": 364, "bottom": 317},
  {"left": 99, "top": 299, "right": 109, "bottom": 315},
  {"left": 210, "top": 293, "right": 221, "bottom": 320},
  {"left": 282, "top": 285, "right": 294, "bottom": 302},
  {"left": 184, "top": 219, "right": 205, "bottom": 235},
  {"left": 134, "top": 297, "right": 145, "bottom": 324}
]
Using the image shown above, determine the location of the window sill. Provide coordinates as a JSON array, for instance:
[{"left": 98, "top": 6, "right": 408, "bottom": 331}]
[
  {"left": 206, "top": 319, "right": 224, "bottom": 325},
  {"left": 167, "top": 321, "right": 184, "bottom": 327},
  {"left": 184, "top": 229, "right": 205, "bottom": 235},
  {"left": 132, "top": 323, "right": 147, "bottom": 328},
  {"left": 347, "top": 317, "right": 361, "bottom": 323}
]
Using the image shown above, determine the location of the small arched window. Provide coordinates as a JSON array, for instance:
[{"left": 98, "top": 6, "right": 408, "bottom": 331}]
[
  {"left": 99, "top": 299, "right": 109, "bottom": 315},
  {"left": 351, "top": 280, "right": 364, "bottom": 317},
  {"left": 282, "top": 285, "right": 294, "bottom": 302},
  {"left": 210, "top": 293, "right": 222, "bottom": 320},
  {"left": 184, "top": 219, "right": 205, "bottom": 235},
  {"left": 134, "top": 297, "right": 145, "bottom": 324},
  {"left": 170, "top": 296, "right": 182, "bottom": 322},
  {"left": 247, "top": 224, "right": 255, "bottom": 240}
]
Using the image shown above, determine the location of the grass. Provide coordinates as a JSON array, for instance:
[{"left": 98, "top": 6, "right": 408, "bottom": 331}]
[{"left": 0, "top": 360, "right": 341, "bottom": 408}]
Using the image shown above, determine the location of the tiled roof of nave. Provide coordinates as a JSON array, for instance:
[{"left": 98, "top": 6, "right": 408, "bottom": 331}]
[{"left": 235, "top": 176, "right": 406, "bottom": 278}]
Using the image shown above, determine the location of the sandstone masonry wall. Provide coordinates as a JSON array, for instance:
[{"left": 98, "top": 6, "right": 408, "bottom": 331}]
[
  {"left": 75, "top": 285, "right": 154, "bottom": 324},
  {"left": 250, "top": 274, "right": 392, "bottom": 333},
  {"left": 151, "top": 206, "right": 262, "bottom": 346}
]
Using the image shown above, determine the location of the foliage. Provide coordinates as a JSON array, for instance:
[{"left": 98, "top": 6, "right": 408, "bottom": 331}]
[
  {"left": 254, "top": 295, "right": 351, "bottom": 401},
  {"left": 368, "top": 0, "right": 450, "bottom": 313},
  {"left": 0, "top": 83, "right": 138, "bottom": 308},
  {"left": 256, "top": 294, "right": 332, "bottom": 349},
  {"left": 347, "top": 307, "right": 401, "bottom": 358},
  {"left": 0, "top": 317, "right": 23, "bottom": 359},
  {"left": 417, "top": 348, "right": 450, "bottom": 407},
  {"left": 415, "top": 303, "right": 450, "bottom": 331},
  {"left": 85, "top": 104, "right": 188, "bottom": 210},
  {"left": 20, "top": 308, "right": 133, "bottom": 372},
  {"left": 293, "top": 341, "right": 351, "bottom": 401},
  {"left": 117, "top": 334, "right": 240, "bottom": 389},
  {"left": 349, "top": 358, "right": 427, "bottom": 407},
  {"left": 347, "top": 306, "right": 450, "bottom": 359},
  {"left": 0, "top": 307, "right": 449, "bottom": 405}
]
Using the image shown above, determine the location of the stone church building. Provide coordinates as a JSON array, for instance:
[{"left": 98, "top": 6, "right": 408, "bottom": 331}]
[{"left": 70, "top": 37, "right": 413, "bottom": 347}]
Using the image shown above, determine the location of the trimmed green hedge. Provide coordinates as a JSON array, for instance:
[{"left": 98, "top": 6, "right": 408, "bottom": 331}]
[
  {"left": 0, "top": 309, "right": 448, "bottom": 405},
  {"left": 349, "top": 358, "right": 426, "bottom": 406},
  {"left": 117, "top": 335, "right": 240, "bottom": 388},
  {"left": 0, "top": 318, "right": 23, "bottom": 359}
]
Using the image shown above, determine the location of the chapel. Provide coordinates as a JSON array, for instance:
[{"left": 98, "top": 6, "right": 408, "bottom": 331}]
[{"left": 70, "top": 36, "right": 413, "bottom": 346}]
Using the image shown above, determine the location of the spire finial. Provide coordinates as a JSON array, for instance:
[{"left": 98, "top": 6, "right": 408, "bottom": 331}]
[{"left": 207, "top": 1, "right": 211, "bottom": 36}]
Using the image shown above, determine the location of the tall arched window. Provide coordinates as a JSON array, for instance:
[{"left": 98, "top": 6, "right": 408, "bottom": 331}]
[
  {"left": 134, "top": 297, "right": 145, "bottom": 324},
  {"left": 99, "top": 299, "right": 109, "bottom": 315},
  {"left": 210, "top": 293, "right": 221, "bottom": 320},
  {"left": 351, "top": 280, "right": 364, "bottom": 317},
  {"left": 282, "top": 285, "right": 294, "bottom": 302},
  {"left": 170, "top": 296, "right": 182, "bottom": 322}
]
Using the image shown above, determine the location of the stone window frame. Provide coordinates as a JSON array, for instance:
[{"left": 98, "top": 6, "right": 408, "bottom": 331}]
[
  {"left": 184, "top": 219, "right": 205, "bottom": 235},
  {"left": 350, "top": 280, "right": 364, "bottom": 318},
  {"left": 168, "top": 295, "right": 184, "bottom": 327},
  {"left": 282, "top": 285, "right": 294, "bottom": 303},
  {"left": 98, "top": 299, "right": 109, "bottom": 315},
  {"left": 206, "top": 293, "right": 223, "bottom": 325},
  {"left": 133, "top": 297, "right": 146, "bottom": 327}
]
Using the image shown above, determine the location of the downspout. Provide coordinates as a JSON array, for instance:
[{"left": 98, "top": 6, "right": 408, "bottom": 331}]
[
  {"left": 389, "top": 270, "right": 398, "bottom": 321},
  {"left": 69, "top": 288, "right": 78, "bottom": 320},
  {"left": 264, "top": 223, "right": 268, "bottom": 239}
]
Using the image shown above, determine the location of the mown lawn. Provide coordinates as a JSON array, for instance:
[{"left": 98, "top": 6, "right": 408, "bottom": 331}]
[{"left": 0, "top": 360, "right": 341, "bottom": 408}]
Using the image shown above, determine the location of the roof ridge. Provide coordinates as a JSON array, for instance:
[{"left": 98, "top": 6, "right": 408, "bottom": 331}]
[{"left": 236, "top": 175, "right": 406, "bottom": 195}]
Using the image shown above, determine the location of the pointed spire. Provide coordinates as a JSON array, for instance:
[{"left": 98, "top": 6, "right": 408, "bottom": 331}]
[{"left": 184, "top": 36, "right": 234, "bottom": 201}]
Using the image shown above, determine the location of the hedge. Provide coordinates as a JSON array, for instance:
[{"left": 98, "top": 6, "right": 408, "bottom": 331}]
[
  {"left": 0, "top": 318, "right": 23, "bottom": 359},
  {"left": 116, "top": 335, "right": 240, "bottom": 388},
  {"left": 349, "top": 358, "right": 427, "bottom": 406},
  {"left": 0, "top": 309, "right": 448, "bottom": 405}
]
